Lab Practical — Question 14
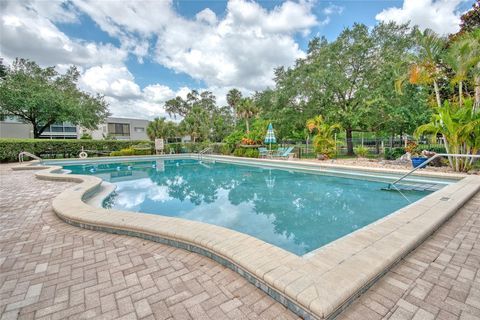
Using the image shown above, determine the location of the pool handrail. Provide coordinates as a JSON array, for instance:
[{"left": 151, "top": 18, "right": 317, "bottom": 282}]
[
  {"left": 387, "top": 153, "right": 480, "bottom": 190},
  {"left": 18, "top": 151, "right": 42, "bottom": 163}
]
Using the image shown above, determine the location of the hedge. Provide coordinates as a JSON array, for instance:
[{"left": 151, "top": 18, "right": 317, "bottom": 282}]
[
  {"left": 0, "top": 139, "right": 229, "bottom": 162},
  {"left": 0, "top": 139, "right": 154, "bottom": 162}
]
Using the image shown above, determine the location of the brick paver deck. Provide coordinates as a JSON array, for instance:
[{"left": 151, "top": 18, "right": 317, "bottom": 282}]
[
  {"left": 0, "top": 164, "right": 479, "bottom": 320},
  {"left": 338, "top": 192, "right": 480, "bottom": 320},
  {"left": 0, "top": 165, "right": 298, "bottom": 320}
]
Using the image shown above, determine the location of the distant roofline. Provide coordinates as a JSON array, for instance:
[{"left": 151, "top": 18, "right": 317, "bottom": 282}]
[{"left": 106, "top": 116, "right": 150, "bottom": 122}]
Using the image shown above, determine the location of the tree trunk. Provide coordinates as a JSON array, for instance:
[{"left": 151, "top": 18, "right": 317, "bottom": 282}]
[
  {"left": 474, "top": 73, "right": 480, "bottom": 113},
  {"left": 245, "top": 119, "right": 250, "bottom": 133},
  {"left": 433, "top": 80, "right": 442, "bottom": 108},
  {"left": 459, "top": 81, "right": 463, "bottom": 108},
  {"left": 346, "top": 129, "right": 354, "bottom": 156}
]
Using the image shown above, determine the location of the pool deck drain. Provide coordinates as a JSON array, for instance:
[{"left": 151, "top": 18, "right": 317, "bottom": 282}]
[{"left": 9, "top": 155, "right": 480, "bottom": 319}]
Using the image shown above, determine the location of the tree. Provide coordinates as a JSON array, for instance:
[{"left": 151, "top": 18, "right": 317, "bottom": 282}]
[
  {"left": 309, "top": 24, "right": 376, "bottom": 155},
  {"left": 415, "top": 99, "right": 480, "bottom": 172},
  {"left": 180, "top": 106, "right": 210, "bottom": 143},
  {"left": 226, "top": 88, "right": 242, "bottom": 123},
  {"left": 236, "top": 98, "right": 258, "bottom": 133},
  {"left": 451, "top": 0, "right": 480, "bottom": 40},
  {"left": 0, "top": 58, "right": 7, "bottom": 79},
  {"left": 306, "top": 115, "right": 341, "bottom": 158},
  {"left": 147, "top": 117, "right": 177, "bottom": 142},
  {"left": 407, "top": 29, "right": 446, "bottom": 108},
  {"left": 0, "top": 58, "right": 108, "bottom": 138},
  {"left": 443, "top": 31, "right": 480, "bottom": 108}
]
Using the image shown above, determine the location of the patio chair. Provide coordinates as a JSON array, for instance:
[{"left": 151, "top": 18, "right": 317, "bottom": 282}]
[
  {"left": 258, "top": 147, "right": 268, "bottom": 158},
  {"left": 273, "top": 146, "right": 295, "bottom": 160}
]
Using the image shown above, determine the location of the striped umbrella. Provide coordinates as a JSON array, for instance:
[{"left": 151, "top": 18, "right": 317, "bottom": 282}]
[{"left": 264, "top": 123, "right": 276, "bottom": 150}]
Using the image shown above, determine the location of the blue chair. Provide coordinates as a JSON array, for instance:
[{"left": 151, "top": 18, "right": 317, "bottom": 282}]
[
  {"left": 258, "top": 147, "right": 268, "bottom": 158},
  {"left": 273, "top": 146, "right": 295, "bottom": 159}
]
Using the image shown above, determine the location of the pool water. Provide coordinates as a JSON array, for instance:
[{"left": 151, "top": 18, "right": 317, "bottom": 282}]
[{"left": 64, "top": 159, "right": 431, "bottom": 255}]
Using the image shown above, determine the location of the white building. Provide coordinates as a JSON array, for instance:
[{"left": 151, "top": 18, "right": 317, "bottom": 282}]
[
  {"left": 0, "top": 116, "right": 150, "bottom": 140},
  {"left": 0, "top": 117, "right": 79, "bottom": 139},
  {"left": 84, "top": 117, "right": 150, "bottom": 140}
]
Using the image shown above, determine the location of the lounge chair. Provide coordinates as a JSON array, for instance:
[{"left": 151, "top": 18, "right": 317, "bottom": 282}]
[
  {"left": 272, "top": 147, "right": 294, "bottom": 159},
  {"left": 258, "top": 147, "right": 268, "bottom": 158}
]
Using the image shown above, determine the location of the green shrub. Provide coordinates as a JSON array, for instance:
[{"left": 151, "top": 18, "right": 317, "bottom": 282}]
[
  {"left": 384, "top": 147, "right": 405, "bottom": 160},
  {"left": 244, "top": 148, "right": 259, "bottom": 158},
  {"left": 110, "top": 147, "right": 136, "bottom": 156},
  {"left": 354, "top": 146, "right": 369, "bottom": 158},
  {"left": 233, "top": 148, "right": 245, "bottom": 157},
  {"left": 233, "top": 147, "right": 259, "bottom": 158},
  {"left": 0, "top": 139, "right": 153, "bottom": 162}
]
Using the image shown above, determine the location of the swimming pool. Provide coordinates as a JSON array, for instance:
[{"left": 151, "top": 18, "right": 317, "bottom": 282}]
[{"left": 63, "top": 158, "right": 432, "bottom": 255}]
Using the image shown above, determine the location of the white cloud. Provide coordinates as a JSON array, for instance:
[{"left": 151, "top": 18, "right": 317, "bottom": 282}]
[
  {"left": 0, "top": 0, "right": 319, "bottom": 119},
  {"left": 79, "top": 65, "right": 191, "bottom": 119},
  {"left": 153, "top": 0, "right": 315, "bottom": 90},
  {"left": 323, "top": 4, "right": 344, "bottom": 16},
  {"left": 0, "top": 1, "right": 127, "bottom": 67},
  {"left": 80, "top": 65, "right": 141, "bottom": 99},
  {"left": 196, "top": 8, "right": 217, "bottom": 25},
  {"left": 375, "top": 0, "right": 463, "bottom": 35}
]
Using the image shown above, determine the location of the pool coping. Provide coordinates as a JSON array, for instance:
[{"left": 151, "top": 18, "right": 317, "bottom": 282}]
[{"left": 12, "top": 155, "right": 480, "bottom": 319}]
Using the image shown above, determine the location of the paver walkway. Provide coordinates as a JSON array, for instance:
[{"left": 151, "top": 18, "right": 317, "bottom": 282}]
[
  {"left": 338, "top": 192, "right": 480, "bottom": 320},
  {"left": 0, "top": 164, "right": 479, "bottom": 320},
  {"left": 0, "top": 165, "right": 298, "bottom": 320}
]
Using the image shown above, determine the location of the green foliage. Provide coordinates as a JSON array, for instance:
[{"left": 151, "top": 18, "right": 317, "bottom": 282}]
[
  {"left": 222, "top": 130, "right": 244, "bottom": 153},
  {"left": 415, "top": 99, "right": 480, "bottom": 171},
  {"left": 0, "top": 58, "right": 109, "bottom": 138},
  {"left": 236, "top": 98, "right": 259, "bottom": 133},
  {"left": 110, "top": 146, "right": 152, "bottom": 156},
  {"left": 354, "top": 146, "right": 370, "bottom": 157},
  {"left": 233, "top": 147, "right": 259, "bottom": 158},
  {"left": 244, "top": 119, "right": 269, "bottom": 143},
  {"left": 80, "top": 133, "right": 92, "bottom": 139},
  {"left": 0, "top": 139, "right": 153, "bottom": 162},
  {"left": 306, "top": 115, "right": 341, "bottom": 157},
  {"left": 384, "top": 147, "right": 405, "bottom": 160},
  {"left": 147, "top": 117, "right": 177, "bottom": 141},
  {"left": 164, "top": 90, "right": 234, "bottom": 142}
]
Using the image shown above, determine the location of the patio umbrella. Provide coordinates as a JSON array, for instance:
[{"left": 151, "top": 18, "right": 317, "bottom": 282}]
[{"left": 264, "top": 123, "right": 276, "bottom": 151}]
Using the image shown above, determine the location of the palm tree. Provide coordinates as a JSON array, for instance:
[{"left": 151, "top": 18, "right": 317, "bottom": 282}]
[
  {"left": 444, "top": 29, "right": 480, "bottom": 109},
  {"left": 146, "top": 117, "right": 177, "bottom": 142},
  {"left": 236, "top": 98, "right": 258, "bottom": 133},
  {"left": 409, "top": 29, "right": 446, "bottom": 108},
  {"left": 415, "top": 99, "right": 480, "bottom": 172},
  {"left": 306, "top": 115, "right": 342, "bottom": 158},
  {"left": 226, "top": 89, "right": 242, "bottom": 110}
]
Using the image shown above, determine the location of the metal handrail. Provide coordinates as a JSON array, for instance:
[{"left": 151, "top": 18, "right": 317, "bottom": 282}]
[
  {"left": 386, "top": 153, "right": 480, "bottom": 190},
  {"left": 197, "top": 147, "right": 213, "bottom": 160},
  {"left": 18, "top": 151, "right": 42, "bottom": 163}
]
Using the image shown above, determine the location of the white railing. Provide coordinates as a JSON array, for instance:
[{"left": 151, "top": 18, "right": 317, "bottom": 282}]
[
  {"left": 386, "top": 153, "right": 480, "bottom": 190},
  {"left": 197, "top": 147, "right": 213, "bottom": 160},
  {"left": 18, "top": 151, "right": 42, "bottom": 163}
]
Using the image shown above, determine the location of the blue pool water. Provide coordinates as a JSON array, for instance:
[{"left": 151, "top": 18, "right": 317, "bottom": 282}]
[{"left": 63, "top": 159, "right": 431, "bottom": 255}]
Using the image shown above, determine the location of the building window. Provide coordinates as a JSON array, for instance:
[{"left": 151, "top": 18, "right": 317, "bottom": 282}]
[
  {"left": 108, "top": 123, "right": 130, "bottom": 136},
  {"left": 134, "top": 127, "right": 145, "bottom": 133}
]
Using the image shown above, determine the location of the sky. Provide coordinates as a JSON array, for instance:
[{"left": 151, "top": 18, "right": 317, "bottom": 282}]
[{"left": 0, "top": 0, "right": 474, "bottom": 120}]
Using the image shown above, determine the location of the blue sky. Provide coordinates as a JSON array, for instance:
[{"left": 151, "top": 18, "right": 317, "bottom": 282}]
[{"left": 0, "top": 0, "right": 472, "bottom": 118}]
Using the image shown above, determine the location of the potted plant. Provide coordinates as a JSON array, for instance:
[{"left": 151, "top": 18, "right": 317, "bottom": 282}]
[{"left": 405, "top": 141, "right": 427, "bottom": 168}]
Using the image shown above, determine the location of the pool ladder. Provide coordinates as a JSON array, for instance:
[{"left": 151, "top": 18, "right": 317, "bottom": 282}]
[
  {"left": 197, "top": 147, "right": 213, "bottom": 160},
  {"left": 18, "top": 151, "right": 42, "bottom": 163},
  {"left": 385, "top": 153, "right": 480, "bottom": 191}
]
